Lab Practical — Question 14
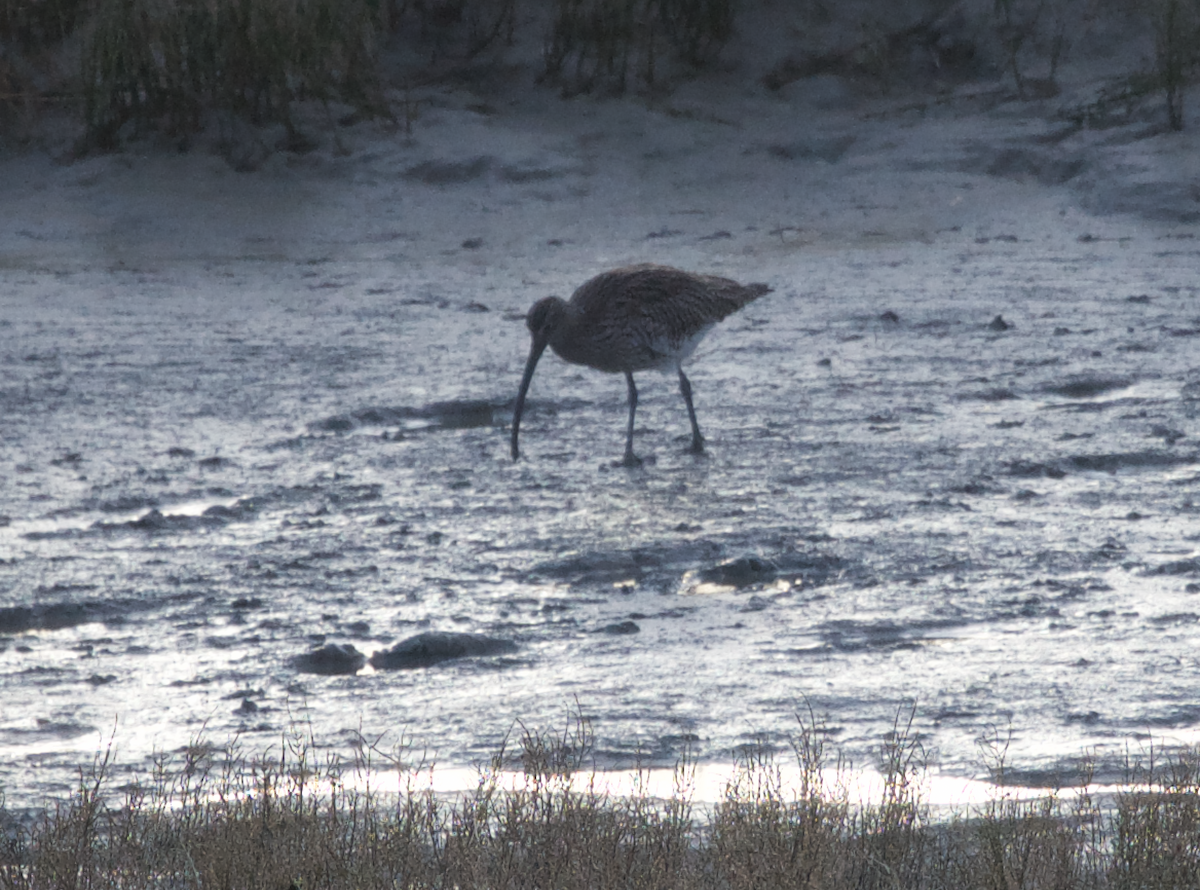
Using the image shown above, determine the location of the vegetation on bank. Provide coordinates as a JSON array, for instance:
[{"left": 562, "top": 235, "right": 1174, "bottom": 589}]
[
  {"left": 0, "top": 0, "right": 1198, "bottom": 155},
  {"left": 3, "top": 708, "right": 1200, "bottom": 889}
]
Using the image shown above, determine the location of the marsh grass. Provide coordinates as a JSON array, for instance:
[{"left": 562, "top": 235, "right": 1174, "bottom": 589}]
[
  {"left": 77, "top": 0, "right": 387, "bottom": 150},
  {"left": 6, "top": 0, "right": 1200, "bottom": 146},
  {"left": 4, "top": 708, "right": 1200, "bottom": 889},
  {"left": 540, "top": 0, "right": 732, "bottom": 95},
  {"left": 1151, "top": 0, "right": 1200, "bottom": 129}
]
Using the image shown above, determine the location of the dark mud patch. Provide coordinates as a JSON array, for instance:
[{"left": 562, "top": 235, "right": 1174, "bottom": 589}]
[
  {"left": 600, "top": 620, "right": 640, "bottom": 635},
  {"left": 314, "top": 399, "right": 502, "bottom": 433},
  {"left": 0, "top": 720, "right": 98, "bottom": 745},
  {"left": 1146, "top": 558, "right": 1200, "bottom": 577},
  {"left": 818, "top": 616, "right": 970, "bottom": 654},
  {"left": 1128, "top": 704, "right": 1200, "bottom": 729},
  {"left": 534, "top": 543, "right": 849, "bottom": 593},
  {"left": 786, "top": 616, "right": 968, "bottom": 656},
  {"left": 1002, "top": 451, "right": 1196, "bottom": 480},
  {"left": 404, "top": 157, "right": 492, "bottom": 185},
  {"left": 949, "top": 478, "right": 1005, "bottom": 496},
  {"left": 959, "top": 387, "right": 1019, "bottom": 402},
  {"left": 530, "top": 541, "right": 723, "bottom": 588},
  {"left": 684, "top": 551, "right": 848, "bottom": 592},
  {"left": 291, "top": 643, "right": 367, "bottom": 675},
  {"left": 0, "top": 600, "right": 131, "bottom": 634},
  {"left": 22, "top": 501, "right": 257, "bottom": 541},
  {"left": 691, "top": 555, "right": 778, "bottom": 588},
  {"left": 89, "top": 495, "right": 162, "bottom": 513},
  {"left": 1044, "top": 374, "right": 1133, "bottom": 399},
  {"left": 1005, "top": 460, "right": 1067, "bottom": 480},
  {"left": 764, "top": 135, "right": 856, "bottom": 163},
  {"left": 1066, "top": 451, "right": 1199, "bottom": 474},
  {"left": 368, "top": 632, "right": 517, "bottom": 669},
  {"left": 974, "top": 146, "right": 1087, "bottom": 186}
]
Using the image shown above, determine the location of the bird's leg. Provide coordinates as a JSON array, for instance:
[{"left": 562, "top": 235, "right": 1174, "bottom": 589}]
[
  {"left": 622, "top": 371, "right": 642, "bottom": 467},
  {"left": 678, "top": 366, "right": 704, "bottom": 454}
]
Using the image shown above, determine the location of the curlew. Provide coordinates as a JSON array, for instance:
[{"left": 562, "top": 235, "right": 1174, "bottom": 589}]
[{"left": 511, "top": 264, "right": 771, "bottom": 466}]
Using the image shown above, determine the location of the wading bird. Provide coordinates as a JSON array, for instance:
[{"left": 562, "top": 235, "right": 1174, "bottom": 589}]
[{"left": 511, "top": 264, "right": 771, "bottom": 466}]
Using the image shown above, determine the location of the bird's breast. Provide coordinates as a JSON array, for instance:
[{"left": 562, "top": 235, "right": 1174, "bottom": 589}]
[{"left": 550, "top": 321, "right": 714, "bottom": 373}]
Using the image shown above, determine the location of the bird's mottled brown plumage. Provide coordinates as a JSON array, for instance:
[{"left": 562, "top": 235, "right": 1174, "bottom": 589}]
[{"left": 511, "top": 264, "right": 771, "bottom": 466}]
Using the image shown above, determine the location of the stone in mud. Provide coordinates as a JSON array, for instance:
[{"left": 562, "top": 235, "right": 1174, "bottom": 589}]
[
  {"left": 368, "top": 631, "right": 517, "bottom": 669},
  {"left": 601, "top": 620, "right": 640, "bottom": 635},
  {"left": 697, "top": 556, "right": 777, "bottom": 588},
  {"left": 292, "top": 643, "right": 366, "bottom": 675},
  {"left": 0, "top": 606, "right": 35, "bottom": 634},
  {"left": 129, "top": 509, "right": 170, "bottom": 530},
  {"left": 1148, "top": 558, "right": 1200, "bottom": 576},
  {"left": 1046, "top": 375, "right": 1131, "bottom": 399},
  {"left": 0, "top": 602, "right": 97, "bottom": 633}
]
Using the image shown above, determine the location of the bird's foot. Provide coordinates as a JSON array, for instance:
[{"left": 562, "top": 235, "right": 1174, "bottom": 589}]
[
  {"left": 687, "top": 438, "right": 705, "bottom": 456},
  {"left": 614, "top": 448, "right": 652, "bottom": 470}
]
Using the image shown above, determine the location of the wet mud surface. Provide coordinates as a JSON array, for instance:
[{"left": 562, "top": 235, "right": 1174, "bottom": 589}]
[{"left": 3, "top": 218, "right": 1198, "bottom": 806}]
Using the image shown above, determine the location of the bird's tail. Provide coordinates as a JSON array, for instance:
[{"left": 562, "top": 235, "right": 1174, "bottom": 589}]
[{"left": 741, "top": 282, "right": 772, "bottom": 305}]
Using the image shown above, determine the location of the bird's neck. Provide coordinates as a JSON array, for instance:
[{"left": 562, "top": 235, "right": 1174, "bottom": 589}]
[{"left": 546, "top": 304, "right": 600, "bottom": 367}]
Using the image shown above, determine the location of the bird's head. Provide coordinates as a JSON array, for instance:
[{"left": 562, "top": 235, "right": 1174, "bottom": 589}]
[
  {"left": 525, "top": 296, "right": 567, "bottom": 342},
  {"left": 511, "top": 296, "right": 568, "bottom": 461}
]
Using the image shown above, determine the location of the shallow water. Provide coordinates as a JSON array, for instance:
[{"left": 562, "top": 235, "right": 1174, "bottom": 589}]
[{"left": 2, "top": 220, "right": 1199, "bottom": 808}]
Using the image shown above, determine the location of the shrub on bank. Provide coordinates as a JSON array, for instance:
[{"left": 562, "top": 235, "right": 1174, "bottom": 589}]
[
  {"left": 3, "top": 711, "right": 1200, "bottom": 889},
  {"left": 77, "top": 0, "right": 385, "bottom": 150},
  {"left": 1, "top": 0, "right": 1198, "bottom": 152}
]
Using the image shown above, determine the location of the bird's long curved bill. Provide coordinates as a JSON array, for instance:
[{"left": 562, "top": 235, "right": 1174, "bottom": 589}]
[{"left": 511, "top": 336, "right": 548, "bottom": 460}]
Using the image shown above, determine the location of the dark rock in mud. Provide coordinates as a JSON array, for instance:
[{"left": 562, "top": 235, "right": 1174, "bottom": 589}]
[
  {"left": 952, "top": 479, "right": 1001, "bottom": 495},
  {"left": 601, "top": 620, "right": 640, "bottom": 635},
  {"left": 0, "top": 607, "right": 35, "bottom": 634},
  {"left": 765, "top": 135, "right": 856, "bottom": 163},
  {"left": 1068, "top": 451, "right": 1198, "bottom": 474},
  {"left": 532, "top": 541, "right": 724, "bottom": 587},
  {"left": 405, "top": 157, "right": 492, "bottom": 184},
  {"left": 692, "top": 551, "right": 847, "bottom": 591},
  {"left": 426, "top": 400, "right": 495, "bottom": 429},
  {"left": 128, "top": 509, "right": 172, "bottom": 531},
  {"left": 697, "top": 556, "right": 777, "bottom": 588},
  {"left": 97, "top": 495, "right": 160, "bottom": 513},
  {"left": 1005, "top": 460, "right": 1067, "bottom": 479},
  {"left": 819, "top": 619, "right": 923, "bottom": 653},
  {"left": 0, "top": 601, "right": 114, "bottom": 634},
  {"left": 960, "top": 387, "right": 1018, "bottom": 402},
  {"left": 1147, "top": 558, "right": 1200, "bottom": 576},
  {"left": 39, "top": 603, "right": 90, "bottom": 629},
  {"left": 983, "top": 148, "right": 1085, "bottom": 186},
  {"left": 315, "top": 400, "right": 499, "bottom": 434},
  {"left": 1046, "top": 375, "right": 1132, "bottom": 399},
  {"left": 368, "top": 632, "right": 517, "bottom": 670},
  {"left": 1150, "top": 424, "right": 1185, "bottom": 444},
  {"left": 93, "top": 500, "right": 256, "bottom": 534},
  {"left": 987, "top": 315, "right": 1010, "bottom": 331},
  {"left": 292, "top": 643, "right": 366, "bottom": 675}
]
